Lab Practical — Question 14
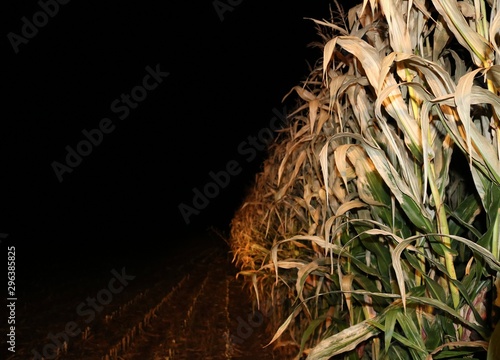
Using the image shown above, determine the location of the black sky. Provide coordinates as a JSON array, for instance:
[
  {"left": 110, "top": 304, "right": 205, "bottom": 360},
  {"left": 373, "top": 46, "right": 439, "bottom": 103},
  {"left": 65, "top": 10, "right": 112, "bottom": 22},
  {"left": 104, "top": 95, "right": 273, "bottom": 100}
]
[{"left": 2, "top": 1, "right": 343, "bottom": 263}]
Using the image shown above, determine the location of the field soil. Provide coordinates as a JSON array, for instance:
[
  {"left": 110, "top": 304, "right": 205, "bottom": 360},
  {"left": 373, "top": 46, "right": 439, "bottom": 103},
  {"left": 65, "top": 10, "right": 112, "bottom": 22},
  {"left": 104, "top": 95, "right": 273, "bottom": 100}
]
[{"left": 2, "top": 231, "right": 293, "bottom": 360}]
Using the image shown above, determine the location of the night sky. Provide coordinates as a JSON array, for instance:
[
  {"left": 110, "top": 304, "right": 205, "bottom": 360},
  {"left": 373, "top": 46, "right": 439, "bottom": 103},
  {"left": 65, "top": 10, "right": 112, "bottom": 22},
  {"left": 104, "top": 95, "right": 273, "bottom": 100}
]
[{"left": 2, "top": 1, "right": 342, "bottom": 265}]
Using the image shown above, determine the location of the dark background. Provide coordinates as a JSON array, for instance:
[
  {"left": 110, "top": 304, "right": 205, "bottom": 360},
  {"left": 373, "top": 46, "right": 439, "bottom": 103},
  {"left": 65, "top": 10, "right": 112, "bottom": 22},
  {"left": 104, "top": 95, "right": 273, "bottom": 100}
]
[{"left": 2, "top": 1, "right": 344, "bottom": 267}]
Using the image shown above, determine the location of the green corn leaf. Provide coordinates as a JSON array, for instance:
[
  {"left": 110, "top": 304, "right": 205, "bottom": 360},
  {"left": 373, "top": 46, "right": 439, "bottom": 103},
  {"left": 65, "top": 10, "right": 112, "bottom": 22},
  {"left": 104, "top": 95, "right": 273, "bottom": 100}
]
[
  {"left": 384, "top": 307, "right": 399, "bottom": 354},
  {"left": 446, "top": 194, "right": 482, "bottom": 237},
  {"left": 386, "top": 344, "right": 412, "bottom": 360},
  {"left": 406, "top": 295, "right": 486, "bottom": 338},
  {"left": 423, "top": 274, "right": 447, "bottom": 303},
  {"left": 300, "top": 316, "right": 326, "bottom": 356},
  {"left": 396, "top": 311, "right": 428, "bottom": 360}
]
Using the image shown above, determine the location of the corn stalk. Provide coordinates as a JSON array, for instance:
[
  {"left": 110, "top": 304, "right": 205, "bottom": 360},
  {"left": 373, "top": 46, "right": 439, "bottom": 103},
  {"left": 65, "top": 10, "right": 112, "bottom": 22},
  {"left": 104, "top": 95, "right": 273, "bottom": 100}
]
[{"left": 229, "top": 0, "right": 500, "bottom": 359}]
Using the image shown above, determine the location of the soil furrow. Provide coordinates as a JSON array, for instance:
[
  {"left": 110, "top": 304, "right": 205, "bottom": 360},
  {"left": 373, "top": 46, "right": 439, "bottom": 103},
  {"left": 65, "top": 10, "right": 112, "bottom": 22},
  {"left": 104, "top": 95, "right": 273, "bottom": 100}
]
[
  {"left": 178, "top": 255, "right": 232, "bottom": 359},
  {"left": 113, "top": 251, "right": 220, "bottom": 360},
  {"left": 3, "top": 237, "right": 285, "bottom": 360}
]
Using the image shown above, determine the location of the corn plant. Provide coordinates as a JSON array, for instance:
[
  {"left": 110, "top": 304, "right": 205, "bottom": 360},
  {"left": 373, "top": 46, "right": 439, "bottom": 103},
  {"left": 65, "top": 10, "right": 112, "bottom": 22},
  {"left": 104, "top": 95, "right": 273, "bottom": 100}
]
[{"left": 230, "top": 0, "right": 500, "bottom": 359}]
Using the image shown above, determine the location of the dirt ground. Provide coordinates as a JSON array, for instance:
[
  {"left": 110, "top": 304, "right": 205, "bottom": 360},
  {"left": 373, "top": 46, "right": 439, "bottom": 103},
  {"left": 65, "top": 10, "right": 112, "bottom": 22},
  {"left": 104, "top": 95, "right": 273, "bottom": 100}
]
[{"left": 2, "top": 231, "right": 297, "bottom": 360}]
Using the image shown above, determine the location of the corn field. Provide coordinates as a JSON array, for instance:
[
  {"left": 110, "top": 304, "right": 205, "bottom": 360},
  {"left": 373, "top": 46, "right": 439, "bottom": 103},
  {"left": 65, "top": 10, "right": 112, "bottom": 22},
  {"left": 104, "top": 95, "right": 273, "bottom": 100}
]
[{"left": 229, "top": 0, "right": 500, "bottom": 359}]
